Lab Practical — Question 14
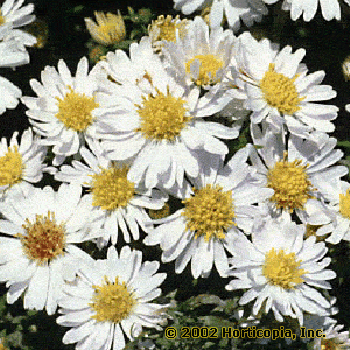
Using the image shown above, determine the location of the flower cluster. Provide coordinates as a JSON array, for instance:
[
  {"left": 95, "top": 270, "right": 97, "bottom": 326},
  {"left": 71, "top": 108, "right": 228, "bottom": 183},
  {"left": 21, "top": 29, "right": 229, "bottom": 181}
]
[{"left": 1, "top": 1, "right": 350, "bottom": 350}]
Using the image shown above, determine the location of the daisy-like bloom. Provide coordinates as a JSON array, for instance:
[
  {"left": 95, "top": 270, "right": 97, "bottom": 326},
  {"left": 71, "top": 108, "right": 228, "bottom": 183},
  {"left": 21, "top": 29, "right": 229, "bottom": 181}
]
[
  {"left": 21, "top": 57, "right": 104, "bottom": 165},
  {"left": 280, "top": 0, "right": 347, "bottom": 21},
  {"left": 313, "top": 323, "right": 350, "bottom": 349},
  {"left": 0, "top": 128, "right": 48, "bottom": 200},
  {"left": 84, "top": 11, "right": 126, "bottom": 45},
  {"left": 96, "top": 36, "right": 238, "bottom": 191},
  {"left": 226, "top": 211, "right": 336, "bottom": 325},
  {"left": 173, "top": 0, "right": 268, "bottom": 31},
  {"left": 54, "top": 140, "right": 167, "bottom": 247},
  {"left": 235, "top": 32, "right": 338, "bottom": 143},
  {"left": 0, "top": 0, "right": 36, "bottom": 47},
  {"left": 0, "top": 183, "right": 94, "bottom": 315},
  {"left": 144, "top": 146, "right": 273, "bottom": 278},
  {"left": 57, "top": 245, "right": 168, "bottom": 350},
  {"left": 147, "top": 14, "right": 189, "bottom": 54},
  {"left": 249, "top": 124, "right": 348, "bottom": 223},
  {"left": 305, "top": 179, "right": 350, "bottom": 245},
  {"left": 162, "top": 16, "right": 236, "bottom": 91}
]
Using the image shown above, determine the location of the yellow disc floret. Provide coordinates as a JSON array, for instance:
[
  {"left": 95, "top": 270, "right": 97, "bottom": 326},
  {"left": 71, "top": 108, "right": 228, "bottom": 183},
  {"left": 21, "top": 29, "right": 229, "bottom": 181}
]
[
  {"left": 262, "top": 248, "right": 306, "bottom": 289},
  {"left": 135, "top": 87, "right": 191, "bottom": 141},
  {"left": 0, "top": 146, "right": 24, "bottom": 187},
  {"left": 259, "top": 63, "right": 304, "bottom": 114},
  {"left": 15, "top": 211, "right": 66, "bottom": 265},
  {"left": 185, "top": 54, "right": 224, "bottom": 86},
  {"left": 182, "top": 184, "right": 236, "bottom": 242},
  {"left": 89, "top": 275, "right": 137, "bottom": 323},
  {"left": 267, "top": 152, "right": 315, "bottom": 212},
  {"left": 339, "top": 189, "right": 350, "bottom": 219},
  {"left": 55, "top": 86, "right": 99, "bottom": 132},
  {"left": 0, "top": 11, "right": 5, "bottom": 26},
  {"left": 90, "top": 165, "right": 135, "bottom": 211}
]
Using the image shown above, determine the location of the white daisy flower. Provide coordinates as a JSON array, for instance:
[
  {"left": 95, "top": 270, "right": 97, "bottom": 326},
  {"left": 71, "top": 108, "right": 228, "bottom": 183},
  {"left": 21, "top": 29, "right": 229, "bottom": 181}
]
[
  {"left": 0, "top": 183, "right": 93, "bottom": 315},
  {"left": 144, "top": 146, "right": 273, "bottom": 278},
  {"left": 162, "top": 16, "right": 236, "bottom": 92},
  {"left": 280, "top": 0, "right": 346, "bottom": 21},
  {"left": 248, "top": 128, "right": 348, "bottom": 222},
  {"left": 95, "top": 36, "right": 238, "bottom": 191},
  {"left": 21, "top": 57, "right": 104, "bottom": 165},
  {"left": 0, "top": 128, "right": 48, "bottom": 200},
  {"left": 307, "top": 179, "right": 350, "bottom": 245},
  {"left": 235, "top": 32, "right": 338, "bottom": 143},
  {"left": 226, "top": 211, "right": 336, "bottom": 325},
  {"left": 54, "top": 140, "right": 167, "bottom": 247},
  {"left": 313, "top": 323, "right": 350, "bottom": 350},
  {"left": 57, "top": 245, "right": 168, "bottom": 350},
  {"left": 0, "top": 0, "right": 36, "bottom": 47},
  {"left": 173, "top": 0, "right": 268, "bottom": 31}
]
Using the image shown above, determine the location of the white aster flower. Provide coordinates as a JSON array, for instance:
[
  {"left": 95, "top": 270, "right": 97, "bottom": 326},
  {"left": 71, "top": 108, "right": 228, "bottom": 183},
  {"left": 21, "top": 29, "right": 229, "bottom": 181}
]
[
  {"left": 95, "top": 36, "right": 238, "bottom": 191},
  {"left": 226, "top": 211, "right": 336, "bottom": 325},
  {"left": 54, "top": 140, "right": 167, "bottom": 247},
  {"left": 308, "top": 179, "right": 350, "bottom": 245},
  {"left": 0, "top": 128, "right": 48, "bottom": 200},
  {"left": 280, "top": 0, "right": 347, "bottom": 21},
  {"left": 235, "top": 32, "right": 338, "bottom": 143},
  {"left": 173, "top": 0, "right": 268, "bottom": 31},
  {"left": 0, "top": 183, "right": 93, "bottom": 315},
  {"left": 21, "top": 57, "right": 105, "bottom": 165},
  {"left": 248, "top": 127, "right": 348, "bottom": 223},
  {"left": 0, "top": 0, "right": 36, "bottom": 47},
  {"left": 313, "top": 323, "right": 350, "bottom": 350},
  {"left": 144, "top": 146, "right": 273, "bottom": 278},
  {"left": 162, "top": 16, "right": 236, "bottom": 92},
  {"left": 57, "top": 245, "right": 168, "bottom": 350}
]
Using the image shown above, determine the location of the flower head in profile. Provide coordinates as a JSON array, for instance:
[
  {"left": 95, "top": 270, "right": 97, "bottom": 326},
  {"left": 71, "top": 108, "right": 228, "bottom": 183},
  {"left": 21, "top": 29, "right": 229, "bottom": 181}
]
[
  {"left": 21, "top": 57, "right": 105, "bottom": 165},
  {"left": 0, "top": 184, "right": 93, "bottom": 315},
  {"left": 226, "top": 212, "right": 336, "bottom": 325},
  {"left": 57, "top": 246, "right": 168, "bottom": 350},
  {"left": 85, "top": 11, "right": 126, "bottom": 45},
  {"left": 235, "top": 32, "right": 338, "bottom": 143},
  {"left": 312, "top": 323, "right": 350, "bottom": 349},
  {"left": 148, "top": 14, "right": 189, "bottom": 54},
  {"left": 0, "top": 128, "right": 48, "bottom": 200}
]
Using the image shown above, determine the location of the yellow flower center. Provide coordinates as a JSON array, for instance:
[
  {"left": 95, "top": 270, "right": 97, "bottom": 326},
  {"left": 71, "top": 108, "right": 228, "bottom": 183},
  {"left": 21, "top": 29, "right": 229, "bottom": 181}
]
[
  {"left": 0, "top": 11, "right": 5, "bottom": 26},
  {"left": 259, "top": 63, "right": 304, "bottom": 114},
  {"left": 339, "top": 189, "right": 350, "bottom": 219},
  {"left": 262, "top": 248, "right": 306, "bottom": 289},
  {"left": 135, "top": 87, "right": 191, "bottom": 141},
  {"left": 15, "top": 211, "right": 65, "bottom": 265},
  {"left": 148, "top": 203, "right": 170, "bottom": 219},
  {"left": 90, "top": 166, "right": 135, "bottom": 211},
  {"left": 182, "top": 184, "right": 236, "bottom": 242},
  {"left": 55, "top": 86, "right": 99, "bottom": 132},
  {"left": 148, "top": 14, "right": 187, "bottom": 43},
  {"left": 0, "top": 146, "right": 24, "bottom": 187},
  {"left": 185, "top": 54, "right": 224, "bottom": 86},
  {"left": 267, "top": 152, "right": 315, "bottom": 212},
  {"left": 89, "top": 275, "right": 136, "bottom": 323},
  {"left": 321, "top": 338, "right": 345, "bottom": 350}
]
